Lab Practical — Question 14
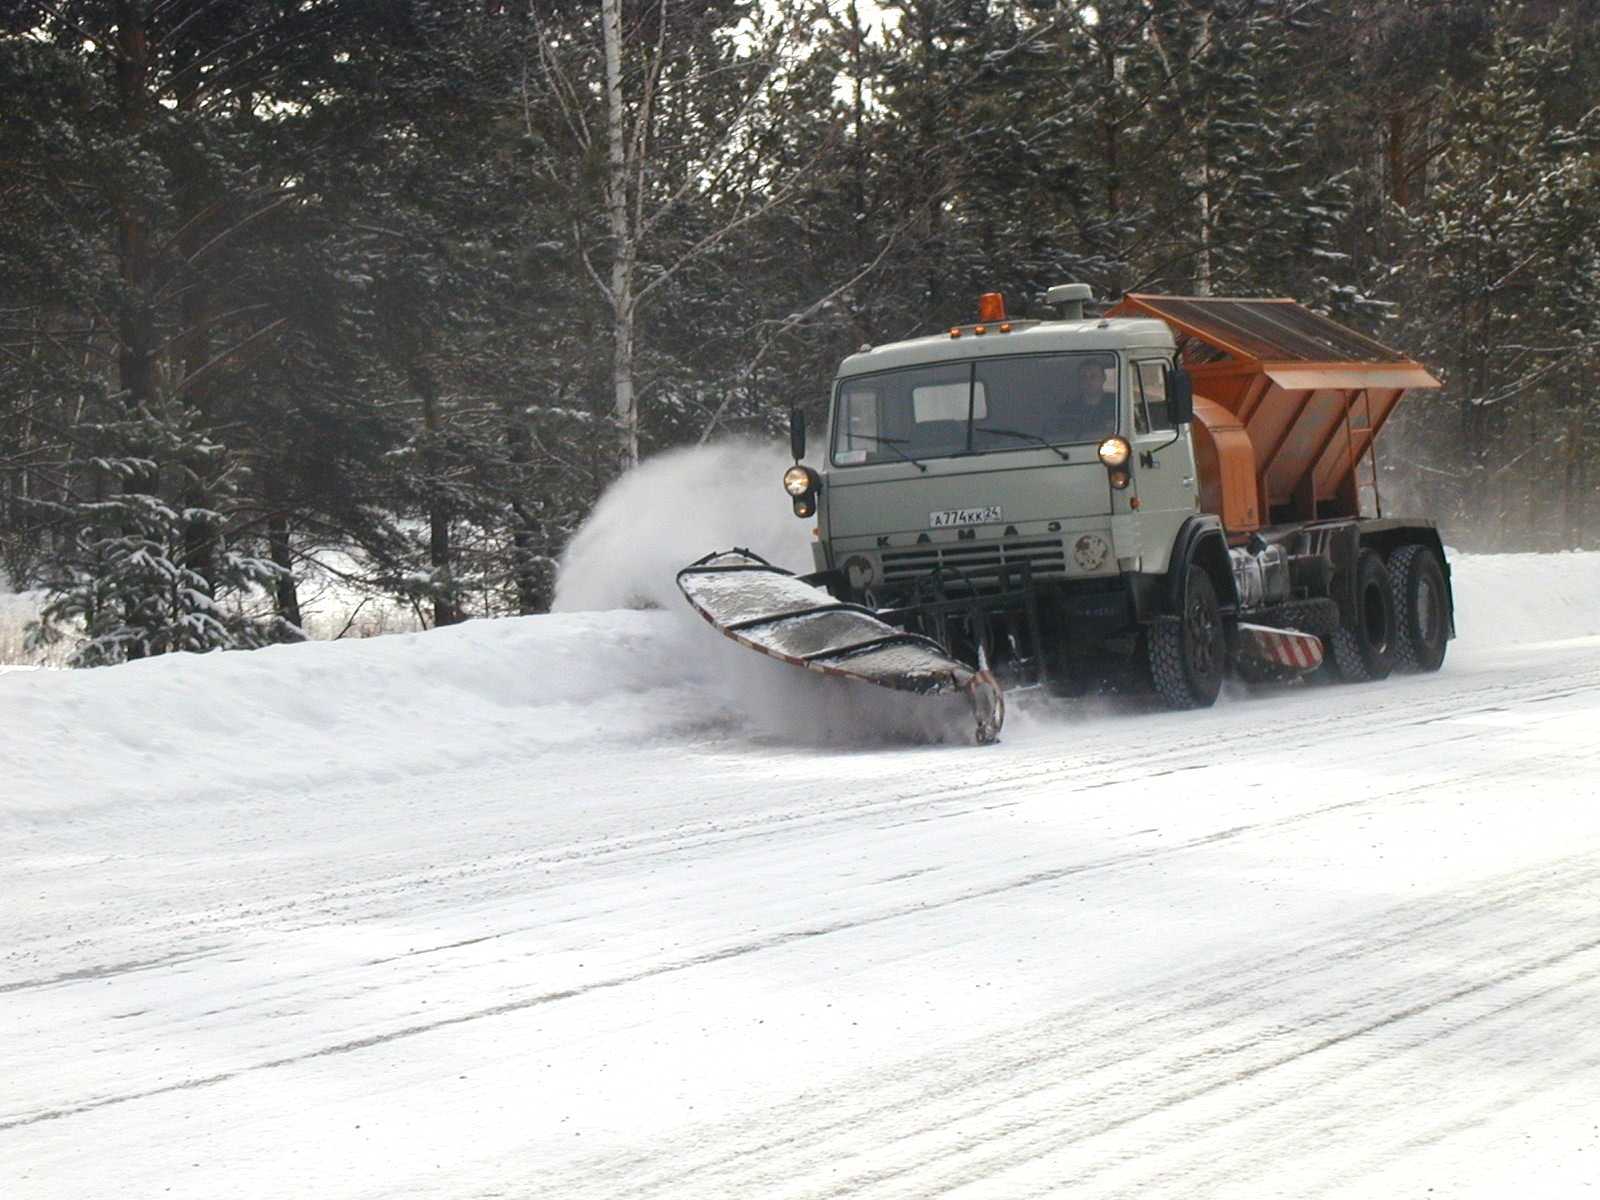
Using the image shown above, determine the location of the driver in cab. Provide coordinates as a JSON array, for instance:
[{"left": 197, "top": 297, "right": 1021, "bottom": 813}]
[
  {"left": 1072, "top": 358, "right": 1115, "bottom": 423},
  {"left": 1038, "top": 356, "right": 1116, "bottom": 443}
]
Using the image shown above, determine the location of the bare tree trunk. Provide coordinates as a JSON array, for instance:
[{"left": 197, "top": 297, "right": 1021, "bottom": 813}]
[
  {"left": 1195, "top": 11, "right": 1213, "bottom": 297},
  {"left": 847, "top": 0, "right": 870, "bottom": 341},
  {"left": 504, "top": 400, "right": 544, "bottom": 613},
  {"left": 602, "top": 0, "right": 638, "bottom": 470},
  {"left": 115, "top": 0, "right": 157, "bottom": 657},
  {"left": 414, "top": 363, "right": 460, "bottom": 627},
  {"left": 267, "top": 510, "right": 301, "bottom": 629},
  {"left": 1579, "top": 423, "right": 1591, "bottom": 550},
  {"left": 1523, "top": 398, "right": 1538, "bottom": 546},
  {"left": 115, "top": 0, "right": 155, "bottom": 462},
  {"left": 1387, "top": 110, "right": 1409, "bottom": 210},
  {"left": 1566, "top": 398, "right": 1586, "bottom": 548},
  {"left": 918, "top": 5, "right": 944, "bottom": 318},
  {"left": 177, "top": 81, "right": 216, "bottom": 597}
]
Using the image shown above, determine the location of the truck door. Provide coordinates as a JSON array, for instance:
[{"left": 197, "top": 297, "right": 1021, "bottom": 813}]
[{"left": 1130, "top": 358, "right": 1199, "bottom": 575}]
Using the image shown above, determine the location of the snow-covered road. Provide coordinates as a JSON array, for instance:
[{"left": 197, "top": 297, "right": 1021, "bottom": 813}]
[{"left": 4, "top": 554, "right": 1600, "bottom": 1199}]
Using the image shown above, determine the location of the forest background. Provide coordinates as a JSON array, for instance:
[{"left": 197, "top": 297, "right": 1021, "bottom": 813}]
[{"left": 2, "top": 0, "right": 1597, "bottom": 664}]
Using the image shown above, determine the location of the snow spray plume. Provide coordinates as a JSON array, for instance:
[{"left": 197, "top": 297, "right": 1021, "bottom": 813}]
[
  {"left": 553, "top": 442, "right": 985, "bottom": 746},
  {"left": 553, "top": 441, "right": 812, "bottom": 613}
]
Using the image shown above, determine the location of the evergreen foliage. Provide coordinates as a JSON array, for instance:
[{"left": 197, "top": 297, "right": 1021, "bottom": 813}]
[
  {"left": 2, "top": 0, "right": 1599, "bottom": 665},
  {"left": 29, "top": 401, "right": 292, "bottom": 664}
]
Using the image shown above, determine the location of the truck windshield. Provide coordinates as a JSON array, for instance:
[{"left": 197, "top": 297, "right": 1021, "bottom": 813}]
[{"left": 831, "top": 352, "right": 1118, "bottom": 467}]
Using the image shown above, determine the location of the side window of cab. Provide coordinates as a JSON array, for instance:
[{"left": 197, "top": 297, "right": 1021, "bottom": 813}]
[{"left": 1135, "top": 360, "right": 1174, "bottom": 432}]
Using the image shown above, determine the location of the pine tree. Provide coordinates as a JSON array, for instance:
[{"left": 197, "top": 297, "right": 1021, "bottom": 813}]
[
  {"left": 3, "top": 0, "right": 406, "bottom": 654},
  {"left": 1386, "top": 11, "right": 1600, "bottom": 548},
  {"left": 30, "top": 402, "right": 290, "bottom": 664}
]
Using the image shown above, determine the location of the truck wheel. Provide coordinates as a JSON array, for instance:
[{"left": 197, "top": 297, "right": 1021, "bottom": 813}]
[
  {"left": 1328, "top": 549, "right": 1394, "bottom": 682},
  {"left": 1388, "top": 544, "right": 1449, "bottom": 672},
  {"left": 1149, "top": 565, "right": 1225, "bottom": 709}
]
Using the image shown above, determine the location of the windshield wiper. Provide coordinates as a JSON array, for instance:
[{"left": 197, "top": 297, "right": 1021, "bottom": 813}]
[
  {"left": 973, "top": 427, "right": 1073, "bottom": 461},
  {"left": 849, "top": 433, "right": 928, "bottom": 473}
]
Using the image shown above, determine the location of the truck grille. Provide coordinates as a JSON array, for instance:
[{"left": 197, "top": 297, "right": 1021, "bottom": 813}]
[{"left": 880, "top": 537, "right": 1066, "bottom": 590}]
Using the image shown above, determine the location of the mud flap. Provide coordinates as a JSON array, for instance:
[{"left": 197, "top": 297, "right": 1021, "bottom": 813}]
[
  {"left": 1234, "top": 622, "right": 1325, "bottom": 673},
  {"left": 678, "top": 549, "right": 1005, "bottom": 745}
]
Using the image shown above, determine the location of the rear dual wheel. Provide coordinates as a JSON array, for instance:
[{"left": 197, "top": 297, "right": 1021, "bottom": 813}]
[
  {"left": 1328, "top": 544, "right": 1451, "bottom": 681},
  {"left": 1388, "top": 544, "right": 1450, "bottom": 672},
  {"left": 1328, "top": 549, "right": 1394, "bottom": 682}
]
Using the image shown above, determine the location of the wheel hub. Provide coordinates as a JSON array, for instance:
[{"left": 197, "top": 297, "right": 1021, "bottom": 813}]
[
  {"left": 1417, "top": 576, "right": 1438, "bottom": 642},
  {"left": 1188, "top": 595, "right": 1218, "bottom": 673}
]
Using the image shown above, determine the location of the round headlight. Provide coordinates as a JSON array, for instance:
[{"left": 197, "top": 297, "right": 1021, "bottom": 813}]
[
  {"left": 783, "top": 465, "right": 814, "bottom": 496},
  {"left": 1097, "top": 436, "right": 1131, "bottom": 468}
]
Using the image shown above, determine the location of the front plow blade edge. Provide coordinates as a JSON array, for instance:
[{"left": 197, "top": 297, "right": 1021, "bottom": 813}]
[{"left": 677, "top": 549, "right": 1004, "bottom": 745}]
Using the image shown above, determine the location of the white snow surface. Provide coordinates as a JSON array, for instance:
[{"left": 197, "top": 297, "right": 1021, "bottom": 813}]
[{"left": 5, "top": 451, "right": 1600, "bottom": 1197}]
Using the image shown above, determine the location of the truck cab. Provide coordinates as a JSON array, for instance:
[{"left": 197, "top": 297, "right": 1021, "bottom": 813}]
[{"left": 782, "top": 288, "right": 1454, "bottom": 708}]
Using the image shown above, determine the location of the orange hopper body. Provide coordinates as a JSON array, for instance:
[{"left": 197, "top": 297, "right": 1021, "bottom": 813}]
[{"left": 1106, "top": 295, "right": 1440, "bottom": 535}]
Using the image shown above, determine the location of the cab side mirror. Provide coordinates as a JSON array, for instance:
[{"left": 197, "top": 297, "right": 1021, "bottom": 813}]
[
  {"left": 1169, "top": 368, "right": 1194, "bottom": 425},
  {"left": 789, "top": 408, "right": 806, "bottom": 460}
]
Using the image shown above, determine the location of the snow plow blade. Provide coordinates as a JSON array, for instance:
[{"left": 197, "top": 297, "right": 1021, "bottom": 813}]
[{"left": 677, "top": 549, "right": 1004, "bottom": 744}]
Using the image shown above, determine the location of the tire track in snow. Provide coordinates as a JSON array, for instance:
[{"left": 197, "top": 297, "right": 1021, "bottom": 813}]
[
  {"left": 0, "top": 947, "right": 224, "bottom": 995},
  {"left": 7, "top": 657, "right": 1597, "bottom": 1133},
  {"left": 1290, "top": 1012, "right": 1600, "bottom": 1200},
  {"left": 946, "top": 931, "right": 1600, "bottom": 1199},
  {"left": 8, "top": 655, "right": 1594, "bottom": 992},
  {"left": 4, "top": 652, "right": 1595, "bottom": 1144},
  {"left": 6, "top": 737, "right": 1583, "bottom": 1133},
  {"left": 1080, "top": 979, "right": 1600, "bottom": 1200},
  {"left": 507, "top": 849, "right": 1600, "bottom": 1197}
]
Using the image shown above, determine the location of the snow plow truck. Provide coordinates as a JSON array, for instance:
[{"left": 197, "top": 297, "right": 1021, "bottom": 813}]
[{"left": 679, "top": 287, "right": 1454, "bottom": 744}]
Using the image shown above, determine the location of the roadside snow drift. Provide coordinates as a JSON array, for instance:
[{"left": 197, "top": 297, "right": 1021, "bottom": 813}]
[{"left": 5, "top": 434, "right": 1600, "bottom": 808}]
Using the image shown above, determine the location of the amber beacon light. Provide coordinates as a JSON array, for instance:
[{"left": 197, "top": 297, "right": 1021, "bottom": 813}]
[{"left": 977, "top": 292, "right": 1007, "bottom": 323}]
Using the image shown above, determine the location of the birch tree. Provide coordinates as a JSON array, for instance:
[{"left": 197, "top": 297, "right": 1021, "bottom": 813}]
[{"left": 535, "top": 0, "right": 823, "bottom": 470}]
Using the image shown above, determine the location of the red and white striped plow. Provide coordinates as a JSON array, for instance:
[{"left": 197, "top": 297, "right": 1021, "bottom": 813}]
[{"left": 1235, "top": 622, "right": 1325, "bottom": 673}]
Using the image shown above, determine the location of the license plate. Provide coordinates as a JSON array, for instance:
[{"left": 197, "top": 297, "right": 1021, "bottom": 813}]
[{"left": 929, "top": 505, "right": 1001, "bottom": 528}]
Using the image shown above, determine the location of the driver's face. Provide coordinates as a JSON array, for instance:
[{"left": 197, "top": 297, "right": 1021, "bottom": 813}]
[{"left": 1077, "top": 364, "right": 1105, "bottom": 396}]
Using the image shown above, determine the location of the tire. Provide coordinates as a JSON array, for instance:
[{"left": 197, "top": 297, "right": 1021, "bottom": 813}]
[
  {"left": 1328, "top": 548, "right": 1394, "bottom": 682},
  {"left": 1149, "top": 565, "right": 1225, "bottom": 709},
  {"left": 1388, "top": 543, "right": 1450, "bottom": 672}
]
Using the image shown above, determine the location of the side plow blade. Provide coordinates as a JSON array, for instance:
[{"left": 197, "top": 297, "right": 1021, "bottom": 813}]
[{"left": 677, "top": 549, "right": 1004, "bottom": 745}]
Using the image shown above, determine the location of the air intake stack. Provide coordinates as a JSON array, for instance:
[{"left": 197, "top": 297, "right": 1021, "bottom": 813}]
[{"left": 1045, "top": 283, "right": 1093, "bottom": 320}]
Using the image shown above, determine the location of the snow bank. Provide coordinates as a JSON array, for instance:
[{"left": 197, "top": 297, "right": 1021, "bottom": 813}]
[
  {"left": 0, "top": 609, "right": 714, "bottom": 818},
  {"left": 4, "top": 538, "right": 1598, "bottom": 820},
  {"left": 1448, "top": 552, "right": 1600, "bottom": 654}
]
